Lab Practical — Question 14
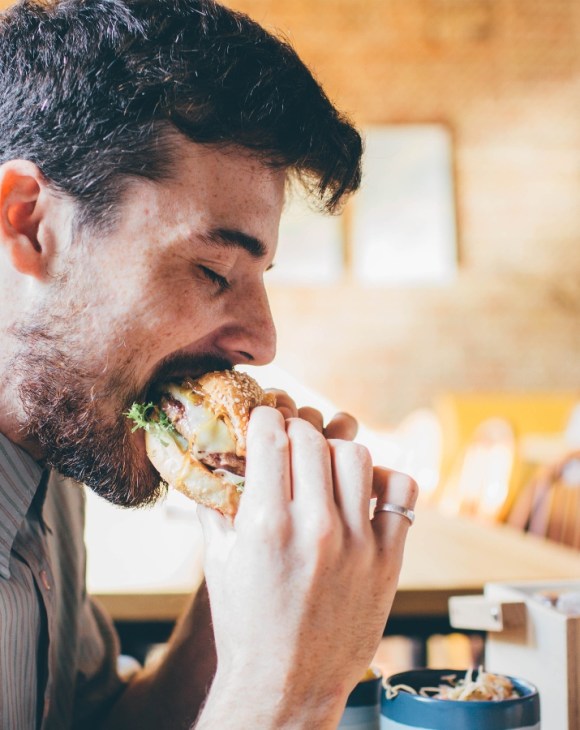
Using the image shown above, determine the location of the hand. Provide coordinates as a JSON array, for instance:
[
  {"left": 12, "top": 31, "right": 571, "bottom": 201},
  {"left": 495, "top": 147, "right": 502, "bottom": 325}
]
[
  {"left": 268, "top": 388, "right": 359, "bottom": 441},
  {"left": 197, "top": 407, "right": 418, "bottom": 729}
]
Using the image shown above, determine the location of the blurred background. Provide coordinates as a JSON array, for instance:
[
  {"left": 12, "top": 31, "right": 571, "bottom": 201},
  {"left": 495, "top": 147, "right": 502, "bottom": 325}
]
[{"left": 227, "top": 0, "right": 580, "bottom": 429}]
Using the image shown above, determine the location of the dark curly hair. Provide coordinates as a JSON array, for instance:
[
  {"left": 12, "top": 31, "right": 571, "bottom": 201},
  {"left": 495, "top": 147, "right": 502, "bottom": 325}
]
[{"left": 0, "top": 0, "right": 362, "bottom": 230}]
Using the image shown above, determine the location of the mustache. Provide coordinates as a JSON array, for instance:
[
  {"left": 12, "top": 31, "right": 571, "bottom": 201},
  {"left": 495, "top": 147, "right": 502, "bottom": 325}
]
[{"left": 141, "top": 351, "right": 233, "bottom": 402}]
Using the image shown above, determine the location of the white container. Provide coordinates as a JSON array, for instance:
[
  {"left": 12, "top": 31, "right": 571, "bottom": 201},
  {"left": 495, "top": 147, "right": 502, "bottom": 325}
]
[{"left": 450, "top": 579, "right": 580, "bottom": 730}]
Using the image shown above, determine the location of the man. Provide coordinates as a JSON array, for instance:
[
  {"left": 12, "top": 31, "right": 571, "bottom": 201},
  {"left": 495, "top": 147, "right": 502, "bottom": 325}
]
[{"left": 0, "top": 0, "right": 418, "bottom": 727}]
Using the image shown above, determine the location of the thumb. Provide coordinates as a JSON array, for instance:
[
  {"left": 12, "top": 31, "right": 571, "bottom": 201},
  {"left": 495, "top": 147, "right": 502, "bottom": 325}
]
[
  {"left": 197, "top": 504, "right": 228, "bottom": 543},
  {"left": 196, "top": 504, "right": 236, "bottom": 572}
]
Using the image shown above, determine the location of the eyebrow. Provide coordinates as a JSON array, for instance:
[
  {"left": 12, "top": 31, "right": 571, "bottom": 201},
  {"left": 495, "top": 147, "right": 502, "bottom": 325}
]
[{"left": 201, "top": 227, "right": 267, "bottom": 259}]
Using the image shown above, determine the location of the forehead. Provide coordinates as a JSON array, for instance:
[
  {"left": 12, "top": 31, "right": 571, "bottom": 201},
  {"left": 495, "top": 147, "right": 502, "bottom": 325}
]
[{"left": 143, "top": 141, "right": 287, "bottom": 249}]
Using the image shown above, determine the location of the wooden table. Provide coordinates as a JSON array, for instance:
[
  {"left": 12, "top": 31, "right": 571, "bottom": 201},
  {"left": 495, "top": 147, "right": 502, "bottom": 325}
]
[
  {"left": 392, "top": 507, "right": 580, "bottom": 619},
  {"left": 85, "top": 490, "right": 580, "bottom": 625}
]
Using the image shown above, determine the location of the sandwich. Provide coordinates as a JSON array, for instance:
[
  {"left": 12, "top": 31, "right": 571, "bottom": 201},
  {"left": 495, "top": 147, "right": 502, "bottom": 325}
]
[{"left": 126, "top": 370, "right": 276, "bottom": 517}]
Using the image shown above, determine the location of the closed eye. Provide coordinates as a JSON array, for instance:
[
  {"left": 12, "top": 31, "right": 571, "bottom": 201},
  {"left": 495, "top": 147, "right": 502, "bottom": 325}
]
[{"left": 199, "top": 265, "right": 232, "bottom": 292}]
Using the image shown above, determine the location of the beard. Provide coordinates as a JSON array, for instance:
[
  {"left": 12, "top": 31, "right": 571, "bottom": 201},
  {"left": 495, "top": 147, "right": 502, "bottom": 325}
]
[{"left": 12, "top": 314, "right": 231, "bottom": 508}]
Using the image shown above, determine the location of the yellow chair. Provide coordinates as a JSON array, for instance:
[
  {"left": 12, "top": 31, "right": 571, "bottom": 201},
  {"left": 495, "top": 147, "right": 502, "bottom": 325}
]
[{"left": 432, "top": 392, "right": 579, "bottom": 519}]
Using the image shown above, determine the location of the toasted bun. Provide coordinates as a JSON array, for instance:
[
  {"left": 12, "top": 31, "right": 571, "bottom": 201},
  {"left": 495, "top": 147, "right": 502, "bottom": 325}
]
[
  {"left": 187, "top": 369, "right": 276, "bottom": 457},
  {"left": 146, "top": 370, "right": 275, "bottom": 517},
  {"left": 145, "top": 428, "right": 242, "bottom": 516}
]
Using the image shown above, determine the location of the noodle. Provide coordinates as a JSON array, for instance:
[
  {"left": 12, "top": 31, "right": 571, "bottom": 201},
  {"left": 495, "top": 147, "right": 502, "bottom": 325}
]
[{"left": 385, "top": 667, "right": 520, "bottom": 702}]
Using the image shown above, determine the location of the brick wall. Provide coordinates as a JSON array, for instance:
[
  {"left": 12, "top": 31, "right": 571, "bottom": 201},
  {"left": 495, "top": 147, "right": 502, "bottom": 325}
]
[{"left": 227, "top": 0, "right": 580, "bottom": 426}]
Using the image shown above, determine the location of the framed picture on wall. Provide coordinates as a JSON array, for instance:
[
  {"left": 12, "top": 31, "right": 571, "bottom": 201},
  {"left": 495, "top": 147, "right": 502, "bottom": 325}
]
[
  {"left": 351, "top": 124, "right": 457, "bottom": 285},
  {"left": 268, "top": 189, "right": 345, "bottom": 286}
]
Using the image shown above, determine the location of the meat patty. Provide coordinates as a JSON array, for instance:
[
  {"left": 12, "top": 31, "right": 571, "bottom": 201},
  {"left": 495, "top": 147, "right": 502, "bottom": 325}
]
[{"left": 160, "top": 395, "right": 245, "bottom": 476}]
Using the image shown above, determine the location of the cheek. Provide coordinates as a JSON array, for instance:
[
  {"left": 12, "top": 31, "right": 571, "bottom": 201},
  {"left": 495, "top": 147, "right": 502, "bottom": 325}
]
[
  {"left": 93, "top": 256, "right": 229, "bottom": 376},
  {"left": 115, "top": 296, "right": 225, "bottom": 372}
]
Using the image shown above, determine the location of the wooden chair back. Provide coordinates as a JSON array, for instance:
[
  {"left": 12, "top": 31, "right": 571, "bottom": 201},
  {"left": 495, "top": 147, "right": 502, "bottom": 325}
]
[{"left": 507, "top": 450, "right": 580, "bottom": 549}]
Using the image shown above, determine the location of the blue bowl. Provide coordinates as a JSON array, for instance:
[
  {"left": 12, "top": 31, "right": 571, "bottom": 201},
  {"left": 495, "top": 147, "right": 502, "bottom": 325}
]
[{"left": 381, "top": 669, "right": 540, "bottom": 730}]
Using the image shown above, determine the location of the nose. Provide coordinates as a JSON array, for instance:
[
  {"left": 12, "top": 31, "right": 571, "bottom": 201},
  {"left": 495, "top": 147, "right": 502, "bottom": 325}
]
[{"left": 216, "top": 283, "right": 277, "bottom": 366}]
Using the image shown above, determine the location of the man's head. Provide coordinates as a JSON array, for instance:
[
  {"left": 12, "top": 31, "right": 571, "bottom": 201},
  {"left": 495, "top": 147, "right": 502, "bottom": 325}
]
[{"left": 0, "top": 0, "right": 362, "bottom": 507}]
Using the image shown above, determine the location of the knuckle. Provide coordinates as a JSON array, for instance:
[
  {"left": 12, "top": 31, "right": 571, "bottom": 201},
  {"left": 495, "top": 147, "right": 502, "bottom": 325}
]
[
  {"left": 316, "top": 514, "right": 337, "bottom": 545},
  {"left": 352, "top": 441, "right": 372, "bottom": 466},
  {"left": 268, "top": 428, "right": 291, "bottom": 453},
  {"left": 390, "top": 471, "right": 419, "bottom": 501},
  {"left": 407, "top": 477, "right": 419, "bottom": 497},
  {"left": 249, "top": 421, "right": 288, "bottom": 453},
  {"left": 407, "top": 477, "right": 420, "bottom": 502},
  {"left": 303, "top": 510, "right": 341, "bottom": 552},
  {"left": 249, "top": 508, "right": 293, "bottom": 547},
  {"left": 345, "top": 530, "right": 373, "bottom": 562},
  {"left": 287, "top": 417, "right": 327, "bottom": 447},
  {"left": 248, "top": 405, "right": 284, "bottom": 433},
  {"left": 333, "top": 440, "right": 372, "bottom": 469}
]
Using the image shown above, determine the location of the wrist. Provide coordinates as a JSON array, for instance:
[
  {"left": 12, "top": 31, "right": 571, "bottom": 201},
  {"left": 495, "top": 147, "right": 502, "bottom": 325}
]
[{"left": 195, "top": 665, "right": 349, "bottom": 730}]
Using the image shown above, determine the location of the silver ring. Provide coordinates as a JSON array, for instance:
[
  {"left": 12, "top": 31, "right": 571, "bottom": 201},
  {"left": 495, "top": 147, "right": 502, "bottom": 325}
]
[{"left": 374, "top": 502, "right": 415, "bottom": 525}]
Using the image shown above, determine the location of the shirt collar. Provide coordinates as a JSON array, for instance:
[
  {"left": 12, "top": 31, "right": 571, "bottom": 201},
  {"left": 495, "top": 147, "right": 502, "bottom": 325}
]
[{"left": 0, "top": 432, "right": 44, "bottom": 579}]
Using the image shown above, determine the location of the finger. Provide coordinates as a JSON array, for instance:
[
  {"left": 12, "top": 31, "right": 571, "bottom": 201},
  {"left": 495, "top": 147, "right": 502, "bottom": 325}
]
[
  {"left": 371, "top": 468, "right": 419, "bottom": 546},
  {"left": 197, "top": 503, "right": 229, "bottom": 544},
  {"left": 238, "top": 406, "right": 291, "bottom": 518},
  {"left": 372, "top": 468, "right": 419, "bottom": 508},
  {"left": 286, "top": 417, "right": 335, "bottom": 514},
  {"left": 266, "top": 389, "right": 299, "bottom": 418},
  {"left": 277, "top": 406, "right": 294, "bottom": 420},
  {"left": 323, "top": 412, "right": 358, "bottom": 441},
  {"left": 197, "top": 504, "right": 235, "bottom": 579},
  {"left": 297, "top": 406, "right": 324, "bottom": 432},
  {"left": 328, "top": 439, "right": 373, "bottom": 533}
]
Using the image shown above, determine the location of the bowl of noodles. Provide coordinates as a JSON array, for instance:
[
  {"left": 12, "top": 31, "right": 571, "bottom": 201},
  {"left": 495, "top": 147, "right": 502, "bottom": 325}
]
[{"left": 381, "top": 667, "right": 540, "bottom": 730}]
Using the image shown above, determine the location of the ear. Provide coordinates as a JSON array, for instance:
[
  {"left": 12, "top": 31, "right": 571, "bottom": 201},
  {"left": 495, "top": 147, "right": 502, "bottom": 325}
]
[{"left": 0, "top": 160, "right": 51, "bottom": 279}]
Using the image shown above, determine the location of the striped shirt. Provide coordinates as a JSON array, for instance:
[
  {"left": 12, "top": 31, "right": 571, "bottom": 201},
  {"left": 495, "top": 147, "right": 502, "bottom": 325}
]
[{"left": 0, "top": 433, "right": 126, "bottom": 729}]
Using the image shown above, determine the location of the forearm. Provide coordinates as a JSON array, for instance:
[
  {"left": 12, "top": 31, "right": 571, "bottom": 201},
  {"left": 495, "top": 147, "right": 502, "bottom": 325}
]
[
  {"left": 102, "top": 582, "right": 217, "bottom": 730},
  {"left": 102, "top": 585, "right": 347, "bottom": 730}
]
